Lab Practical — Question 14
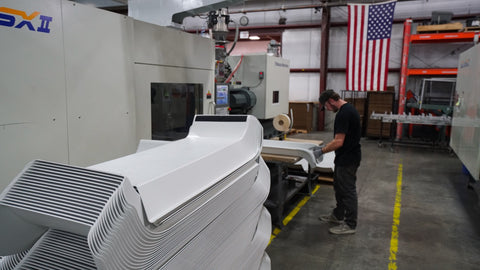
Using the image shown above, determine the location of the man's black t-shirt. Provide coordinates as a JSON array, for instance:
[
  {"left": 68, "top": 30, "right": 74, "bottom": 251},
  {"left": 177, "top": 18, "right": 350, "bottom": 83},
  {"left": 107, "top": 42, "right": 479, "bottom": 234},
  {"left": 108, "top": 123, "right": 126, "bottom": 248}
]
[{"left": 334, "top": 103, "right": 361, "bottom": 166}]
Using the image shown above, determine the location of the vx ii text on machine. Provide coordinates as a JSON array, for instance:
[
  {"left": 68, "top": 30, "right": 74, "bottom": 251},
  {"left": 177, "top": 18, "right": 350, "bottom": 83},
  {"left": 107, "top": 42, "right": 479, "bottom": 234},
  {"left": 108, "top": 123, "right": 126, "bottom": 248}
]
[{"left": 0, "top": 7, "right": 52, "bottom": 33}]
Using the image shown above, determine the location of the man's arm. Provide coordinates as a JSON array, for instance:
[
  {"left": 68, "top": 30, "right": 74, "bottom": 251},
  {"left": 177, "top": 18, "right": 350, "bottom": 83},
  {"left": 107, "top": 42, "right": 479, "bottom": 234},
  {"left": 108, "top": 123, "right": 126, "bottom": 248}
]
[{"left": 321, "top": 133, "right": 345, "bottom": 153}]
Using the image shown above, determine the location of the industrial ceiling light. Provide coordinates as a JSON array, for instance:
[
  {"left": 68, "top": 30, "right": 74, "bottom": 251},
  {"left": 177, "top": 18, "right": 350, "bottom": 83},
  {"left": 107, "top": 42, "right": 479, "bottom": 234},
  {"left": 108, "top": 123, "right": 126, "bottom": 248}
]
[{"left": 249, "top": 36, "right": 260, "bottom": 40}]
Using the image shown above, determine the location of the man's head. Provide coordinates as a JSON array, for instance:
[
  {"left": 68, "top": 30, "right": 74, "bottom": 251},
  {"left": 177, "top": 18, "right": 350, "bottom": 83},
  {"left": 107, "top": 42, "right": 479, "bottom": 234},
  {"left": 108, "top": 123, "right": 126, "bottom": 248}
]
[{"left": 319, "top": 90, "right": 341, "bottom": 112}]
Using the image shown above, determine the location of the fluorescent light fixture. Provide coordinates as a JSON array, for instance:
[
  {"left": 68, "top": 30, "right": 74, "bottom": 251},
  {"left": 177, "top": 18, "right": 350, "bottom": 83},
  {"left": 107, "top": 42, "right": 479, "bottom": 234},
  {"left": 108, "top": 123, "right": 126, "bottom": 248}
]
[{"left": 249, "top": 36, "right": 260, "bottom": 40}]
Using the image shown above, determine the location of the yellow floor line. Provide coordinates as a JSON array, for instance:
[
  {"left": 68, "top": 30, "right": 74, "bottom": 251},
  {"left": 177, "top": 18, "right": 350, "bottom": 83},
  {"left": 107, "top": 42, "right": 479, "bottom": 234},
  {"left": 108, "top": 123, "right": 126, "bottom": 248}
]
[
  {"left": 389, "top": 163, "right": 403, "bottom": 270},
  {"left": 269, "top": 184, "right": 320, "bottom": 245}
]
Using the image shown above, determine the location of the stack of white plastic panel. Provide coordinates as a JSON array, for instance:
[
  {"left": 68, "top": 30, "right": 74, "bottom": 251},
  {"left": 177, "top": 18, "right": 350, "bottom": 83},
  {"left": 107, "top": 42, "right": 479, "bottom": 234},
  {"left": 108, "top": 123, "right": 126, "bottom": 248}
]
[{"left": 0, "top": 115, "right": 271, "bottom": 270}]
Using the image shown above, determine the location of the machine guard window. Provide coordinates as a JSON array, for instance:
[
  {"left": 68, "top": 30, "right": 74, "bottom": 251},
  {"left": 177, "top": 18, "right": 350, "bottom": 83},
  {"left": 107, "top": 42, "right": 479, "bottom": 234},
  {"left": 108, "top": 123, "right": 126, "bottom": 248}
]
[
  {"left": 151, "top": 83, "right": 203, "bottom": 141},
  {"left": 273, "top": 91, "right": 279, "bottom": 104}
]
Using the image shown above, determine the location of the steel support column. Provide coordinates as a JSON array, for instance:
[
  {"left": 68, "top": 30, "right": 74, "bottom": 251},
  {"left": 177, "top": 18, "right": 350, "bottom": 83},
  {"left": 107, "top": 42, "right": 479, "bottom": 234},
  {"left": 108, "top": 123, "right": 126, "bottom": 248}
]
[
  {"left": 397, "top": 19, "right": 412, "bottom": 139},
  {"left": 318, "top": 4, "right": 330, "bottom": 131}
]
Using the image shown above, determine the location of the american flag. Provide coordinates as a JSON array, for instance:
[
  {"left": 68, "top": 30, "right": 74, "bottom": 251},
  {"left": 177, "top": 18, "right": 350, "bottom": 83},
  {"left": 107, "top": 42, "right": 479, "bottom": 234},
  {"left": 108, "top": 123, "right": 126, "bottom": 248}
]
[{"left": 346, "top": 0, "right": 396, "bottom": 91}]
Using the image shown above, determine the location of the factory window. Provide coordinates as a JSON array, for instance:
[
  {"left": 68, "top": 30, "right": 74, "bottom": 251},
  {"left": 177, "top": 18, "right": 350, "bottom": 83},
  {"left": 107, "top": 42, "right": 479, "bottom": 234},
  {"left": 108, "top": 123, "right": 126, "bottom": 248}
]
[{"left": 151, "top": 83, "right": 203, "bottom": 141}]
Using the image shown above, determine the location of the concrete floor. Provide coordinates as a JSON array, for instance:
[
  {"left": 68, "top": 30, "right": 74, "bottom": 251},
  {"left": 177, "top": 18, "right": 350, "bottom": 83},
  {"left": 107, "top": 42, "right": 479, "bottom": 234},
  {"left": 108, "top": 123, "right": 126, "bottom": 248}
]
[{"left": 266, "top": 132, "right": 480, "bottom": 270}]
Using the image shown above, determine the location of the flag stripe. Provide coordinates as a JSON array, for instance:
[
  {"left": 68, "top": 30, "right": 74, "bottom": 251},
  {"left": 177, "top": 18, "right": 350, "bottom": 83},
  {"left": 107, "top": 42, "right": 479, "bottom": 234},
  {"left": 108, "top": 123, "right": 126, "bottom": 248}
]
[
  {"left": 346, "top": 5, "right": 351, "bottom": 90},
  {"left": 362, "top": 7, "right": 369, "bottom": 91},
  {"left": 384, "top": 38, "right": 391, "bottom": 90},
  {"left": 347, "top": 6, "right": 355, "bottom": 90},
  {"left": 381, "top": 39, "right": 387, "bottom": 90},
  {"left": 368, "top": 40, "right": 375, "bottom": 91},
  {"left": 377, "top": 40, "right": 384, "bottom": 91},
  {"left": 354, "top": 5, "right": 360, "bottom": 90},
  {"left": 358, "top": 5, "right": 365, "bottom": 91},
  {"left": 364, "top": 40, "right": 369, "bottom": 91},
  {"left": 373, "top": 40, "right": 379, "bottom": 91}
]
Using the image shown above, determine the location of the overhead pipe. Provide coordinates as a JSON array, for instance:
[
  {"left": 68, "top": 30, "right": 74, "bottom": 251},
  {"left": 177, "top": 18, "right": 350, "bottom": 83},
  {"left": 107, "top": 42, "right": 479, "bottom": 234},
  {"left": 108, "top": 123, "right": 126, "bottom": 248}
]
[
  {"left": 227, "top": 0, "right": 417, "bottom": 14},
  {"left": 186, "top": 13, "right": 480, "bottom": 34},
  {"left": 229, "top": 4, "right": 323, "bottom": 14}
]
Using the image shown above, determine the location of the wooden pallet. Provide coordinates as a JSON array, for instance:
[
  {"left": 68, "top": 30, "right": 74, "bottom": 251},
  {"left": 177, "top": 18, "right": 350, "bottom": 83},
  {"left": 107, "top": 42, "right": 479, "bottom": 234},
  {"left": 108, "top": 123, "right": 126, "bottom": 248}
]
[
  {"left": 416, "top": 22, "right": 463, "bottom": 33},
  {"left": 317, "top": 173, "right": 333, "bottom": 183},
  {"left": 261, "top": 153, "right": 301, "bottom": 164},
  {"left": 270, "top": 137, "right": 324, "bottom": 146},
  {"left": 289, "top": 129, "right": 308, "bottom": 134},
  {"left": 316, "top": 169, "right": 334, "bottom": 183},
  {"left": 464, "top": 26, "right": 480, "bottom": 32}
]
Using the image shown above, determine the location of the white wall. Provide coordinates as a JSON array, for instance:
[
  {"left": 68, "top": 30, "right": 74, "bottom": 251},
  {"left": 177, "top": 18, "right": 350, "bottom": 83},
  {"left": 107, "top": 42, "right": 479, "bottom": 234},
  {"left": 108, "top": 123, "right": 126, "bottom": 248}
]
[
  {"left": 289, "top": 73, "right": 320, "bottom": 101},
  {"left": 281, "top": 29, "right": 320, "bottom": 101},
  {"left": 282, "top": 29, "right": 321, "bottom": 69}
]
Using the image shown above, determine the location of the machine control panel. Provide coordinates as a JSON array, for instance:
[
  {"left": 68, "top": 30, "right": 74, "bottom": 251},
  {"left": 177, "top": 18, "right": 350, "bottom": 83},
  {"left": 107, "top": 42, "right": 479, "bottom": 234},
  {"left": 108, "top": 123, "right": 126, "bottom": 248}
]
[{"left": 215, "top": 84, "right": 229, "bottom": 115}]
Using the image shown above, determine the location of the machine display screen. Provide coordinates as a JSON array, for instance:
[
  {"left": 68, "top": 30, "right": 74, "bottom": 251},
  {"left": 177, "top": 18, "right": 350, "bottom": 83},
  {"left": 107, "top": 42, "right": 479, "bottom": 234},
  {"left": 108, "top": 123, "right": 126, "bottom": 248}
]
[{"left": 216, "top": 84, "right": 229, "bottom": 106}]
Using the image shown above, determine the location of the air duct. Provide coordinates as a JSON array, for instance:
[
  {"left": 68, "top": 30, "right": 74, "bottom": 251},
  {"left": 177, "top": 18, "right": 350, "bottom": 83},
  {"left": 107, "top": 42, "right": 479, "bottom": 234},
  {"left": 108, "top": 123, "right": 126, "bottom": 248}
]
[{"left": 128, "top": 0, "right": 244, "bottom": 26}]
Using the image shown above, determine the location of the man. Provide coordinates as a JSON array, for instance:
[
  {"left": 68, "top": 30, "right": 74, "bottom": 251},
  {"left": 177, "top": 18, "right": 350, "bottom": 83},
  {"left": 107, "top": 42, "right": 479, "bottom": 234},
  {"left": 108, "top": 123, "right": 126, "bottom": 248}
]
[{"left": 317, "top": 90, "right": 361, "bottom": 235}]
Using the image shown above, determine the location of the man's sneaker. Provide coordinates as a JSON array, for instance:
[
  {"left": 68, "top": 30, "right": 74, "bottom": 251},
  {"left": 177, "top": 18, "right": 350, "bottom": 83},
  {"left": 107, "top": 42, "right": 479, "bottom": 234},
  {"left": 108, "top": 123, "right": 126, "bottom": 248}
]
[
  {"left": 318, "top": 213, "right": 343, "bottom": 224},
  {"left": 329, "top": 223, "right": 356, "bottom": 235}
]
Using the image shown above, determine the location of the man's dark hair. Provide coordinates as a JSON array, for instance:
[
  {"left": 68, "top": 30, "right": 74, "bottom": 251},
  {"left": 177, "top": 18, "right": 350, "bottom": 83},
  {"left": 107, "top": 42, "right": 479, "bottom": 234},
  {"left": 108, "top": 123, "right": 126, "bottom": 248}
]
[{"left": 319, "top": 90, "right": 340, "bottom": 105}]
